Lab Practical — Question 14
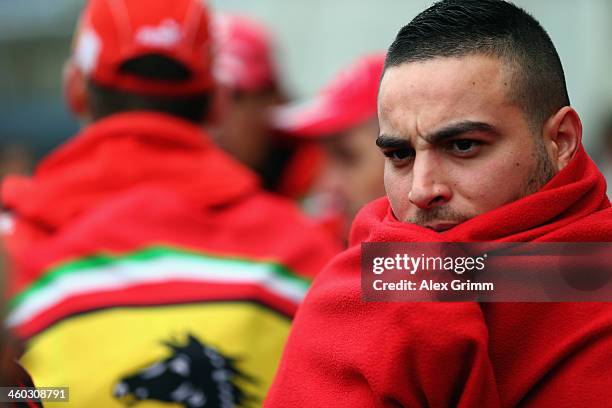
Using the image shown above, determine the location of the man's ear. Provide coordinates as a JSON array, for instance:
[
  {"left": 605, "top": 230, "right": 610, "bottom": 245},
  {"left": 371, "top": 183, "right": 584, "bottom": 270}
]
[
  {"left": 542, "top": 106, "right": 582, "bottom": 171},
  {"left": 63, "top": 60, "right": 89, "bottom": 120}
]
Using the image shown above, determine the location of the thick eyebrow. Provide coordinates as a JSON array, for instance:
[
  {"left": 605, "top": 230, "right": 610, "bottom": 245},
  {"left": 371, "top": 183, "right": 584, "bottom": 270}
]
[
  {"left": 376, "top": 121, "right": 499, "bottom": 149},
  {"left": 423, "top": 121, "right": 499, "bottom": 144},
  {"left": 376, "top": 135, "right": 410, "bottom": 149},
  {"left": 376, "top": 121, "right": 499, "bottom": 150}
]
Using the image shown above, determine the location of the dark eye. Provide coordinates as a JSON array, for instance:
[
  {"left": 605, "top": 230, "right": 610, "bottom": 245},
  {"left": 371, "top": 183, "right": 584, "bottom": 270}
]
[
  {"left": 448, "top": 139, "right": 481, "bottom": 156},
  {"left": 383, "top": 148, "right": 415, "bottom": 163}
]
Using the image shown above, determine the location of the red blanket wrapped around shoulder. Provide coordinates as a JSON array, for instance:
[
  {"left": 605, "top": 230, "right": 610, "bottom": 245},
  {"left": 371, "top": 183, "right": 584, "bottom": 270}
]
[{"left": 265, "top": 145, "right": 612, "bottom": 408}]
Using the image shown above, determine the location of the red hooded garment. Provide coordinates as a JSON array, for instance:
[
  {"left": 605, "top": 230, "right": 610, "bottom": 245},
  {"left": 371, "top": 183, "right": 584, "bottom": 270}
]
[
  {"left": 265, "top": 145, "right": 612, "bottom": 408},
  {"left": 1, "top": 112, "right": 341, "bottom": 406}
]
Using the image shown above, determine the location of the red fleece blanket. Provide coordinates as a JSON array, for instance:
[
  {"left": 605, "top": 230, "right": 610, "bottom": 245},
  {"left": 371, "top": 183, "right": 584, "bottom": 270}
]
[{"left": 265, "top": 145, "right": 612, "bottom": 408}]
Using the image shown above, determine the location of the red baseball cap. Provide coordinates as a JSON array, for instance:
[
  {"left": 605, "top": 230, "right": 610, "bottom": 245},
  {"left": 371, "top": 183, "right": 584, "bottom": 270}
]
[
  {"left": 72, "top": 0, "right": 214, "bottom": 96},
  {"left": 271, "top": 53, "right": 385, "bottom": 138},
  {"left": 212, "top": 13, "right": 278, "bottom": 93}
]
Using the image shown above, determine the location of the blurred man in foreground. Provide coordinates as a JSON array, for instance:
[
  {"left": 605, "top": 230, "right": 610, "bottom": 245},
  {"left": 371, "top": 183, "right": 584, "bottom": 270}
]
[
  {"left": 273, "top": 53, "right": 386, "bottom": 240},
  {"left": 266, "top": 1, "right": 612, "bottom": 406},
  {"left": 1, "top": 1, "right": 339, "bottom": 406}
]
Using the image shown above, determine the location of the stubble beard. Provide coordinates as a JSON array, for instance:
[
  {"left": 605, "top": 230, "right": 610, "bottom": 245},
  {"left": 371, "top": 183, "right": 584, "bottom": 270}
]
[{"left": 522, "top": 137, "right": 557, "bottom": 197}]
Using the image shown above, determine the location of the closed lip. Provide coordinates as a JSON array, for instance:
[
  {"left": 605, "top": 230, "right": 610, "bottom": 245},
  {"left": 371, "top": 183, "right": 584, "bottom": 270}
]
[{"left": 424, "top": 223, "right": 458, "bottom": 232}]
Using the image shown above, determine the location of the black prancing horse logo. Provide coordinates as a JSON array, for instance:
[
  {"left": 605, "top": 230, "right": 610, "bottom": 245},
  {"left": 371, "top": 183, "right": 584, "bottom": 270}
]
[{"left": 113, "top": 334, "right": 257, "bottom": 407}]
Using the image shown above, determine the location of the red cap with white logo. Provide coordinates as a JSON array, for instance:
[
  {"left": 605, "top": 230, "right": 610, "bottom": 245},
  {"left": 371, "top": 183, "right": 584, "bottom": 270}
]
[
  {"left": 72, "top": 0, "right": 214, "bottom": 96},
  {"left": 271, "top": 53, "right": 385, "bottom": 138}
]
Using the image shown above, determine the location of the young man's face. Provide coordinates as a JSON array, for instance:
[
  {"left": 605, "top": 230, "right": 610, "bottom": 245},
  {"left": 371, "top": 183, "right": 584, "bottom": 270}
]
[{"left": 378, "top": 55, "right": 556, "bottom": 231}]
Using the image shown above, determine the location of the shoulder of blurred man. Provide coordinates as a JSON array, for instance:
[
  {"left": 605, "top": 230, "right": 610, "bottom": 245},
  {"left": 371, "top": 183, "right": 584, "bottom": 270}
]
[{"left": 1, "top": 110, "right": 340, "bottom": 406}]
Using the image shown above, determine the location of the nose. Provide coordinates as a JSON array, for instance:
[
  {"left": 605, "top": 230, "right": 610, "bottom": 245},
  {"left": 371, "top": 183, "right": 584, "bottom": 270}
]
[{"left": 408, "top": 153, "right": 452, "bottom": 210}]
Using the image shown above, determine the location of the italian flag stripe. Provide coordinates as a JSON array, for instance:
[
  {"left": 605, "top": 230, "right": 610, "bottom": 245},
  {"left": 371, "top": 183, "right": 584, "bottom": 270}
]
[{"left": 8, "top": 246, "right": 311, "bottom": 327}]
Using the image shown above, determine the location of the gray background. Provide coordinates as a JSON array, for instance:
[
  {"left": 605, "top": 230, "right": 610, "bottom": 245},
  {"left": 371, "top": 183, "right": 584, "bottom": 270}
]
[{"left": 1, "top": 0, "right": 611, "bottom": 159}]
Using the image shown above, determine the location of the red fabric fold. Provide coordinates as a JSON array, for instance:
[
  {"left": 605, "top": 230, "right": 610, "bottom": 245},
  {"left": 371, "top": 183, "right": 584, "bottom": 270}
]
[{"left": 265, "top": 145, "right": 612, "bottom": 408}]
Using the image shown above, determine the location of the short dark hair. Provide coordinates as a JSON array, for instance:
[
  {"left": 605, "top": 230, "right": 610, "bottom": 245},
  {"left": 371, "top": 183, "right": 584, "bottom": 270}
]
[
  {"left": 87, "top": 54, "right": 211, "bottom": 123},
  {"left": 385, "top": 0, "right": 570, "bottom": 132}
]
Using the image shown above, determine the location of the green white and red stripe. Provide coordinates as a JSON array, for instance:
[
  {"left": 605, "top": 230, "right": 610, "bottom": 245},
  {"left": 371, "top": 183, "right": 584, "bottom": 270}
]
[{"left": 8, "top": 246, "right": 312, "bottom": 332}]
